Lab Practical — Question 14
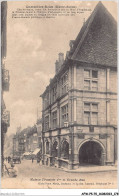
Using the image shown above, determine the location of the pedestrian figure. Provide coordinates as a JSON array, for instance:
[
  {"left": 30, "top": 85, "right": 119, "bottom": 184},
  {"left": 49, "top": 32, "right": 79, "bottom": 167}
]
[
  {"left": 32, "top": 157, "right": 34, "bottom": 163},
  {"left": 39, "top": 156, "right": 41, "bottom": 165},
  {"left": 10, "top": 160, "right": 14, "bottom": 168},
  {"left": 37, "top": 157, "right": 39, "bottom": 163}
]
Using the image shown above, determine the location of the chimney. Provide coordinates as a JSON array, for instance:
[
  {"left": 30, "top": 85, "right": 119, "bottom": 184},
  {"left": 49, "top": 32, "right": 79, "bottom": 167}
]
[
  {"left": 58, "top": 53, "right": 64, "bottom": 66},
  {"left": 69, "top": 40, "right": 74, "bottom": 51},
  {"left": 55, "top": 53, "right": 64, "bottom": 74},
  {"left": 66, "top": 51, "right": 70, "bottom": 60},
  {"left": 55, "top": 60, "right": 60, "bottom": 74}
]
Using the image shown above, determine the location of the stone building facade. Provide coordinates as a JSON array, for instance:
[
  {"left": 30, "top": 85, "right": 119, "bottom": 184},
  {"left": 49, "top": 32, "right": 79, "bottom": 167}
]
[
  {"left": 41, "top": 2, "right": 117, "bottom": 169},
  {"left": 26, "top": 126, "right": 38, "bottom": 153},
  {"left": 13, "top": 127, "right": 28, "bottom": 157},
  {"left": 13, "top": 124, "right": 42, "bottom": 158}
]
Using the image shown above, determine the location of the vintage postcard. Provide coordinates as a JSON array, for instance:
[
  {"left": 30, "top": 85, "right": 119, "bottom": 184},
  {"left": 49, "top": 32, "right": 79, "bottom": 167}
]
[{"left": 1, "top": 0, "right": 118, "bottom": 190}]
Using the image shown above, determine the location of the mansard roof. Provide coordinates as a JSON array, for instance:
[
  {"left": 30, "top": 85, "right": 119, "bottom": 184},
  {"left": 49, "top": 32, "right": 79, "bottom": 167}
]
[{"left": 70, "top": 1, "right": 117, "bottom": 67}]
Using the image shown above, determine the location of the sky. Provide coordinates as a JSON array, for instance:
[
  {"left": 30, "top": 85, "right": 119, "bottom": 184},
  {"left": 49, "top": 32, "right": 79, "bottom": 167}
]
[{"left": 4, "top": 1, "right": 117, "bottom": 136}]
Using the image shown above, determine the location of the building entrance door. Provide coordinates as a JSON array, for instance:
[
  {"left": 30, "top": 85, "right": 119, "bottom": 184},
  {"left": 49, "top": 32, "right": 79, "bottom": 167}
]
[{"left": 79, "top": 141, "right": 104, "bottom": 165}]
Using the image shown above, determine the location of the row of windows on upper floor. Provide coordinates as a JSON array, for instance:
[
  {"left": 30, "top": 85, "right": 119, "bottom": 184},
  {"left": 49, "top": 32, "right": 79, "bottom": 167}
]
[
  {"left": 44, "top": 72, "right": 68, "bottom": 108},
  {"left": 44, "top": 102, "right": 99, "bottom": 131},
  {"left": 44, "top": 69, "right": 98, "bottom": 109}
]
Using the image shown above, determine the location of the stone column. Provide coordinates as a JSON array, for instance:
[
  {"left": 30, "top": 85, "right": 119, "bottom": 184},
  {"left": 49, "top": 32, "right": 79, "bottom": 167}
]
[
  {"left": 57, "top": 136, "right": 61, "bottom": 167},
  {"left": 42, "top": 137, "right": 45, "bottom": 165},
  {"left": 68, "top": 66, "right": 72, "bottom": 90},
  {"left": 49, "top": 136, "right": 52, "bottom": 166},
  {"left": 73, "top": 98, "right": 77, "bottom": 123},
  {"left": 101, "top": 152, "right": 106, "bottom": 165},
  {"left": 58, "top": 136, "right": 61, "bottom": 158},
  {"left": 74, "top": 65, "right": 77, "bottom": 89},
  {"left": 106, "top": 100, "right": 110, "bottom": 124},
  {"left": 107, "top": 68, "right": 110, "bottom": 91},
  {"left": 49, "top": 108, "right": 51, "bottom": 129},
  {"left": 106, "top": 135, "right": 111, "bottom": 163},
  {"left": 73, "top": 133, "right": 79, "bottom": 168},
  {"left": 57, "top": 102, "right": 60, "bottom": 128},
  {"left": 49, "top": 136, "right": 52, "bottom": 156},
  {"left": 68, "top": 132, "right": 73, "bottom": 170},
  {"left": 68, "top": 96, "right": 72, "bottom": 125},
  {"left": 114, "top": 128, "right": 117, "bottom": 164}
]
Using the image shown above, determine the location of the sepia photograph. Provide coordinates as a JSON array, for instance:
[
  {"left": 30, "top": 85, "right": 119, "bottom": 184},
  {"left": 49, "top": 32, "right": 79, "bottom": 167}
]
[{"left": 1, "top": 0, "right": 118, "bottom": 190}]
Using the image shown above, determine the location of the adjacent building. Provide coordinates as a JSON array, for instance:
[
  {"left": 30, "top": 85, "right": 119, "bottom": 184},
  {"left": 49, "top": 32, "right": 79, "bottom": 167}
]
[
  {"left": 36, "top": 118, "right": 42, "bottom": 150},
  {"left": 40, "top": 2, "right": 117, "bottom": 169},
  {"left": 13, "top": 127, "right": 29, "bottom": 157},
  {"left": 1, "top": 1, "right": 10, "bottom": 175},
  {"left": 26, "top": 125, "right": 38, "bottom": 153},
  {"left": 13, "top": 123, "right": 42, "bottom": 158}
]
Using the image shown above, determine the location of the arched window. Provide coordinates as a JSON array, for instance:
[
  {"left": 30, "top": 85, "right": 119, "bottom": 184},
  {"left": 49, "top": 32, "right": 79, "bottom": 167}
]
[
  {"left": 46, "top": 141, "right": 49, "bottom": 154},
  {"left": 61, "top": 140, "right": 69, "bottom": 159}
]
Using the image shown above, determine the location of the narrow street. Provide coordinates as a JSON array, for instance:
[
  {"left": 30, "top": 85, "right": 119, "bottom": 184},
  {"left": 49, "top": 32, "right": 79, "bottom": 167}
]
[{"left": 2, "top": 160, "right": 118, "bottom": 189}]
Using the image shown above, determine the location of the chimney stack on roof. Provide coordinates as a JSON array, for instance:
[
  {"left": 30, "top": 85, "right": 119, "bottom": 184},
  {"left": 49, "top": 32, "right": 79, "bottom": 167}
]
[
  {"left": 58, "top": 53, "right": 64, "bottom": 66},
  {"left": 55, "top": 60, "right": 59, "bottom": 74},
  {"left": 69, "top": 40, "right": 75, "bottom": 51},
  {"left": 55, "top": 53, "right": 64, "bottom": 74}
]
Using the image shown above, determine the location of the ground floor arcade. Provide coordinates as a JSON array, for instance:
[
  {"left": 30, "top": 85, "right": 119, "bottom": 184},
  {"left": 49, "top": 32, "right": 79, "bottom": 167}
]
[{"left": 42, "top": 125, "right": 117, "bottom": 169}]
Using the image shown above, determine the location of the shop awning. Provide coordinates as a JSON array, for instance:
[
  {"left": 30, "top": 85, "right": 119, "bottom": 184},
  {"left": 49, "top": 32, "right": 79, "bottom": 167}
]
[
  {"left": 23, "top": 152, "right": 27, "bottom": 156},
  {"left": 23, "top": 152, "right": 31, "bottom": 156},
  {"left": 32, "top": 148, "right": 41, "bottom": 155}
]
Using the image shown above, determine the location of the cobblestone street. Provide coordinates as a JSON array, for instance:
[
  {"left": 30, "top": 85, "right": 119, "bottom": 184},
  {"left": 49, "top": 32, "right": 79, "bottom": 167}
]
[{"left": 2, "top": 160, "right": 118, "bottom": 189}]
